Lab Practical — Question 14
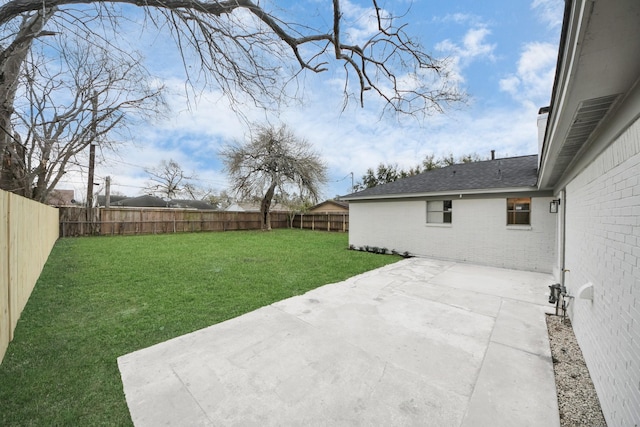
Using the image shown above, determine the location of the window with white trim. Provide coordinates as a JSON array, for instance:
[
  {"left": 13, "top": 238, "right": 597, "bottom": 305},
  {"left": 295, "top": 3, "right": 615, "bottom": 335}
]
[
  {"left": 507, "top": 197, "right": 531, "bottom": 225},
  {"left": 426, "top": 200, "right": 452, "bottom": 224}
]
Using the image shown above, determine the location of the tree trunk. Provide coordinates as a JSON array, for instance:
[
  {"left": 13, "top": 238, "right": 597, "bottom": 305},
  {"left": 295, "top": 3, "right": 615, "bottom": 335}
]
[
  {"left": 0, "top": 10, "right": 54, "bottom": 195},
  {"left": 260, "top": 182, "right": 277, "bottom": 231}
]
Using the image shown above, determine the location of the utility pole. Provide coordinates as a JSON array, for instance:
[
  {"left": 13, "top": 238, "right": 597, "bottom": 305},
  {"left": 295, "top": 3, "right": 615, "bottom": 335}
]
[
  {"left": 86, "top": 145, "right": 96, "bottom": 208},
  {"left": 86, "top": 92, "right": 98, "bottom": 232},
  {"left": 105, "top": 176, "right": 111, "bottom": 208},
  {"left": 86, "top": 93, "right": 97, "bottom": 210}
]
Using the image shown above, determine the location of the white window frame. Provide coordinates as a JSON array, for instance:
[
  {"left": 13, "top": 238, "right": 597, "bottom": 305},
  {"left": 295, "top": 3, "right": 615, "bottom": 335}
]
[
  {"left": 426, "top": 200, "right": 452, "bottom": 224},
  {"left": 507, "top": 197, "right": 531, "bottom": 225}
]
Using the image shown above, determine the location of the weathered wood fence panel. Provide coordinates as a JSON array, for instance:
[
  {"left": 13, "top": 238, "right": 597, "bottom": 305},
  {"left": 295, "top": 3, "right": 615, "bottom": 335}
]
[
  {"left": 292, "top": 213, "right": 349, "bottom": 232},
  {"left": 59, "top": 208, "right": 348, "bottom": 237},
  {"left": 58, "top": 207, "right": 87, "bottom": 237},
  {"left": 1, "top": 190, "right": 59, "bottom": 365}
]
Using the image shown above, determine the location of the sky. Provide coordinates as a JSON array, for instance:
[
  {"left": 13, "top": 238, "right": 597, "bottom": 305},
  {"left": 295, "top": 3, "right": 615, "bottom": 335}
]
[{"left": 55, "top": 0, "right": 564, "bottom": 202}]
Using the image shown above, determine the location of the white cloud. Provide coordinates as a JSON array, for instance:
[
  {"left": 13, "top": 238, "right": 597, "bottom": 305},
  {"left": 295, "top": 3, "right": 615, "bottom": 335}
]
[
  {"left": 499, "top": 41, "right": 557, "bottom": 105},
  {"left": 339, "top": 0, "right": 385, "bottom": 46},
  {"left": 436, "top": 25, "right": 496, "bottom": 84},
  {"left": 499, "top": 75, "right": 520, "bottom": 94},
  {"left": 461, "top": 27, "right": 496, "bottom": 60},
  {"left": 435, "top": 13, "right": 484, "bottom": 27},
  {"left": 531, "top": 0, "right": 564, "bottom": 29}
]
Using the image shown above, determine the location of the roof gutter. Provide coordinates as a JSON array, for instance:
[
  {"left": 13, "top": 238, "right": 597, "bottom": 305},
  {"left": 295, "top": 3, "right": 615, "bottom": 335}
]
[{"left": 538, "top": 0, "right": 580, "bottom": 190}]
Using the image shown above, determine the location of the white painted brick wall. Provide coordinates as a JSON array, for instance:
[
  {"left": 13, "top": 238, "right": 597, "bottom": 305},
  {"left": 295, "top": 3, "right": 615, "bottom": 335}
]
[
  {"left": 564, "top": 116, "right": 640, "bottom": 427},
  {"left": 349, "top": 195, "right": 556, "bottom": 272}
]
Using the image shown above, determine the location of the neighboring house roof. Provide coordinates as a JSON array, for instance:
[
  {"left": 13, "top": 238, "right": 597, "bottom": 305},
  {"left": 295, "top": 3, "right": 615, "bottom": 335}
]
[
  {"left": 169, "top": 199, "right": 218, "bottom": 210},
  {"left": 97, "top": 195, "right": 129, "bottom": 206},
  {"left": 225, "top": 202, "right": 248, "bottom": 212},
  {"left": 46, "top": 189, "right": 75, "bottom": 206},
  {"left": 342, "top": 155, "right": 538, "bottom": 200},
  {"left": 309, "top": 200, "right": 349, "bottom": 212},
  {"left": 100, "top": 195, "right": 217, "bottom": 209},
  {"left": 111, "top": 195, "right": 169, "bottom": 207},
  {"left": 225, "top": 202, "right": 289, "bottom": 212}
]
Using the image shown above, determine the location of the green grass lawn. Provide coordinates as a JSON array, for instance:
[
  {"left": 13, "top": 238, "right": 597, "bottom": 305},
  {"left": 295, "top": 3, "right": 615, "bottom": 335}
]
[{"left": 0, "top": 229, "right": 400, "bottom": 426}]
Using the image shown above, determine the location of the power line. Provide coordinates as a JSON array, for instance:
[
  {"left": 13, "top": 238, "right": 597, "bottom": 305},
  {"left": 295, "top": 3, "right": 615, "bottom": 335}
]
[
  {"left": 101, "top": 157, "right": 229, "bottom": 187},
  {"left": 330, "top": 173, "right": 352, "bottom": 183}
]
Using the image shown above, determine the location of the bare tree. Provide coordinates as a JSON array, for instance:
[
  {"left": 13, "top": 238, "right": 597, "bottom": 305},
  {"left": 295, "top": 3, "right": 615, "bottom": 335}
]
[
  {"left": 0, "top": 2, "right": 463, "bottom": 196},
  {"left": 278, "top": 191, "right": 314, "bottom": 228},
  {"left": 207, "top": 189, "right": 234, "bottom": 210},
  {"left": 222, "top": 124, "right": 327, "bottom": 230},
  {"left": 4, "top": 36, "right": 164, "bottom": 201},
  {"left": 180, "top": 183, "right": 215, "bottom": 202},
  {"left": 142, "top": 159, "right": 195, "bottom": 199}
]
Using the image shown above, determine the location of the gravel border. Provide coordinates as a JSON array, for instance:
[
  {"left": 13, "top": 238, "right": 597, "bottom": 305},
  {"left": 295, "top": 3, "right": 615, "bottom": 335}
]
[{"left": 546, "top": 314, "right": 607, "bottom": 426}]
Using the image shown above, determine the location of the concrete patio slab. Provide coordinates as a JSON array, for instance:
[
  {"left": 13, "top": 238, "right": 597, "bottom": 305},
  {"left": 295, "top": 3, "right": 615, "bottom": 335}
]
[{"left": 118, "top": 258, "right": 560, "bottom": 426}]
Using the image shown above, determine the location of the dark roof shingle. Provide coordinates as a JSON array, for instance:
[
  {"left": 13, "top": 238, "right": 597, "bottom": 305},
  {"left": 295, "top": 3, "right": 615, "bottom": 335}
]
[{"left": 342, "top": 155, "right": 538, "bottom": 199}]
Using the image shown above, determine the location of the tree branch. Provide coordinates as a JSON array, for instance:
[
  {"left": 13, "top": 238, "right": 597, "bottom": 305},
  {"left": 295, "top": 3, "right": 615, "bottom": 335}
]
[{"left": 1, "top": 0, "right": 463, "bottom": 117}]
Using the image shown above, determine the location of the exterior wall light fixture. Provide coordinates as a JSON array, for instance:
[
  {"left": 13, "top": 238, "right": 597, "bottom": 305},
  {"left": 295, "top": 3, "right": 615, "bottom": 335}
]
[{"left": 549, "top": 199, "right": 561, "bottom": 213}]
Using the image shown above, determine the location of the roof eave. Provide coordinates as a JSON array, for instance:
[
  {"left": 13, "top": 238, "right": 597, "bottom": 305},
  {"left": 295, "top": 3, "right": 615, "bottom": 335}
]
[
  {"left": 538, "top": 0, "right": 640, "bottom": 190},
  {"left": 341, "top": 186, "right": 539, "bottom": 201}
]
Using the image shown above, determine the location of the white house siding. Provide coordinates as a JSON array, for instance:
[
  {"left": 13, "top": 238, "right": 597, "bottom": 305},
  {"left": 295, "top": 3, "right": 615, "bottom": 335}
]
[
  {"left": 563, "top": 116, "right": 640, "bottom": 426},
  {"left": 349, "top": 195, "right": 556, "bottom": 272}
]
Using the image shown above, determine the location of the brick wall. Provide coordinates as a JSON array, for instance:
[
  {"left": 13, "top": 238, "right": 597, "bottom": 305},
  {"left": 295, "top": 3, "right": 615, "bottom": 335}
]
[
  {"left": 564, "top": 116, "right": 640, "bottom": 426},
  {"left": 349, "top": 194, "right": 556, "bottom": 272}
]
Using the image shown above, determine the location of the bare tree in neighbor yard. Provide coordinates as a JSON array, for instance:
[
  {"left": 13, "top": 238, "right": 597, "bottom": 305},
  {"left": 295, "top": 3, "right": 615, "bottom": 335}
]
[
  {"left": 222, "top": 124, "right": 327, "bottom": 230},
  {"left": 142, "top": 159, "right": 196, "bottom": 199}
]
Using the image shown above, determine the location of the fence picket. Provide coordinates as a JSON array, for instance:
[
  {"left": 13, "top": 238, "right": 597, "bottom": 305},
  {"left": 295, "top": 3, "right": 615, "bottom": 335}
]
[{"left": 1, "top": 190, "right": 58, "bottom": 365}]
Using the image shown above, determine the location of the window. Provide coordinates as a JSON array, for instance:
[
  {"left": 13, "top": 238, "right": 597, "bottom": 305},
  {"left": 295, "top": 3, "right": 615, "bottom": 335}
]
[
  {"left": 427, "top": 200, "right": 452, "bottom": 224},
  {"left": 507, "top": 197, "right": 531, "bottom": 225}
]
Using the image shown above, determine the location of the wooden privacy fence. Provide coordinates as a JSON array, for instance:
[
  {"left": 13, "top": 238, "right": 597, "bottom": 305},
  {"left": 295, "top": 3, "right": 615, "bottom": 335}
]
[
  {"left": 1, "top": 190, "right": 59, "bottom": 365},
  {"left": 292, "top": 213, "right": 349, "bottom": 232},
  {"left": 59, "top": 208, "right": 349, "bottom": 237}
]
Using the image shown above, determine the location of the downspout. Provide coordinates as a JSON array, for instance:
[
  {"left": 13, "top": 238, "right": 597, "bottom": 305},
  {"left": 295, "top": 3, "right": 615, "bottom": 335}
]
[
  {"left": 560, "top": 189, "right": 568, "bottom": 287},
  {"left": 549, "top": 189, "right": 570, "bottom": 318}
]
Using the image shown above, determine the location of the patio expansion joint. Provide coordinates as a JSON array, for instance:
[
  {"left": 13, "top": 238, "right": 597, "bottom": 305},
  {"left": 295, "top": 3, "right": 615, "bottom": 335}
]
[
  {"left": 486, "top": 298, "right": 552, "bottom": 359},
  {"left": 487, "top": 340, "right": 553, "bottom": 362},
  {"left": 459, "top": 295, "right": 553, "bottom": 424},
  {"left": 168, "top": 363, "right": 215, "bottom": 425},
  {"left": 458, "top": 309, "right": 498, "bottom": 425}
]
